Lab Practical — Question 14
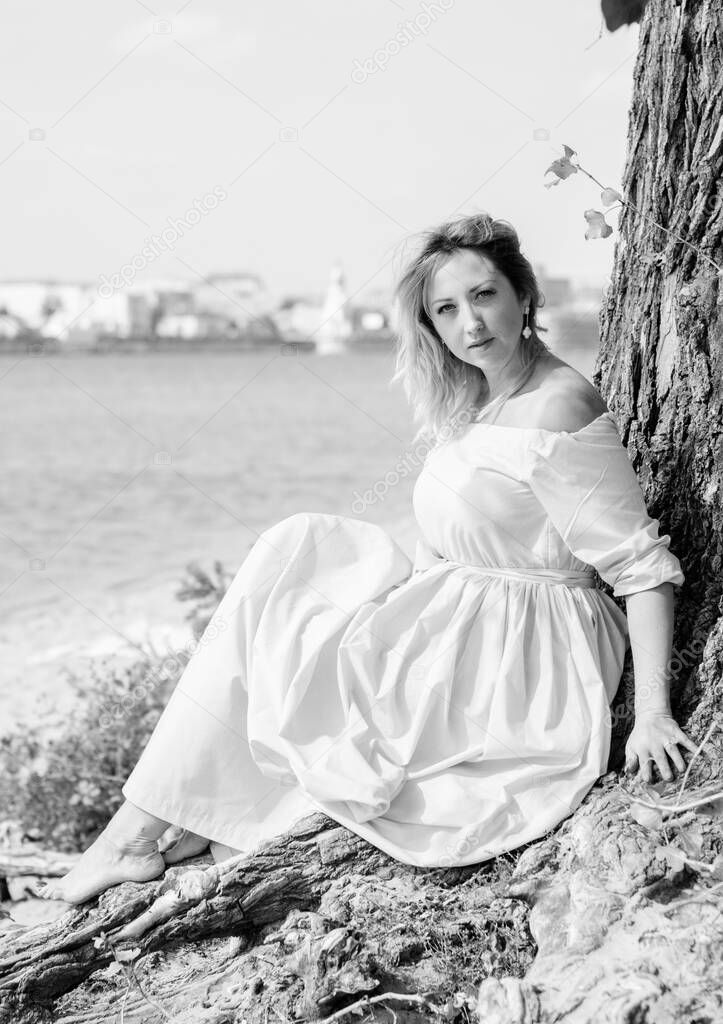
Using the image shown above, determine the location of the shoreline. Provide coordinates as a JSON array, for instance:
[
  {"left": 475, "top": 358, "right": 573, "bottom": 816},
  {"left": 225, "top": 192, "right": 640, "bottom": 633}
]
[{"left": 0, "top": 334, "right": 394, "bottom": 357}]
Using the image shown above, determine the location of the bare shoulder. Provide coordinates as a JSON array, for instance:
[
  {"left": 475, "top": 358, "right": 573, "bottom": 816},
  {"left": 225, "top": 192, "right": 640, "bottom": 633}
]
[{"left": 529, "top": 359, "right": 609, "bottom": 432}]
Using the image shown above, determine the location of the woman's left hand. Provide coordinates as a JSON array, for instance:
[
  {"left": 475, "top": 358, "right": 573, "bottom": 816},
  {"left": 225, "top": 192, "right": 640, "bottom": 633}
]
[{"left": 625, "top": 712, "right": 698, "bottom": 783}]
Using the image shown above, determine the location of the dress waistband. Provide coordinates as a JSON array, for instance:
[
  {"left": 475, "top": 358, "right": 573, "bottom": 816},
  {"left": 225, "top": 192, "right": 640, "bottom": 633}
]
[{"left": 412, "top": 542, "right": 596, "bottom": 589}]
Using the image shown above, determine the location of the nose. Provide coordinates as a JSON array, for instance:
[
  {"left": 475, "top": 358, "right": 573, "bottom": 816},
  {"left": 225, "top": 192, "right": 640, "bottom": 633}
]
[{"left": 462, "top": 300, "right": 485, "bottom": 335}]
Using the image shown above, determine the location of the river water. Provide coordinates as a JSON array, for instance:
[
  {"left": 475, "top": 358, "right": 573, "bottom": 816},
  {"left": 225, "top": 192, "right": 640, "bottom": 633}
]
[{"left": 0, "top": 342, "right": 594, "bottom": 729}]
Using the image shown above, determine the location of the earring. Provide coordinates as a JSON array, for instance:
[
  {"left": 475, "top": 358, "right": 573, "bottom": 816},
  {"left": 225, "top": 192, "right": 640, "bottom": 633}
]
[{"left": 521, "top": 308, "right": 532, "bottom": 340}]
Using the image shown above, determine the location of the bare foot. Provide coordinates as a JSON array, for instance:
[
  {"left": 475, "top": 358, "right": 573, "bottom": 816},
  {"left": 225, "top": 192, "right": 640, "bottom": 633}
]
[
  {"left": 159, "top": 827, "right": 210, "bottom": 865},
  {"left": 36, "top": 800, "right": 170, "bottom": 905},
  {"left": 35, "top": 830, "right": 165, "bottom": 905}
]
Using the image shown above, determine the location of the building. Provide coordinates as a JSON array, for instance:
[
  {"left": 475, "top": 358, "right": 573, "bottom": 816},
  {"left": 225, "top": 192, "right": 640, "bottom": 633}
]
[
  {"left": 273, "top": 295, "right": 326, "bottom": 341},
  {"left": 315, "top": 264, "right": 353, "bottom": 355}
]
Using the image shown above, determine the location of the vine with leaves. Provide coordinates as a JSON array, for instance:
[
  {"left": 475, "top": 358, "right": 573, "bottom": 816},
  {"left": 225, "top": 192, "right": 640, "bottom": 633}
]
[{"left": 544, "top": 143, "right": 722, "bottom": 275}]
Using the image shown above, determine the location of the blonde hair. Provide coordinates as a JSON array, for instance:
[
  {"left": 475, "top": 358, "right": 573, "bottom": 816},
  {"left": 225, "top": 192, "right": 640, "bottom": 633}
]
[{"left": 390, "top": 212, "right": 550, "bottom": 444}]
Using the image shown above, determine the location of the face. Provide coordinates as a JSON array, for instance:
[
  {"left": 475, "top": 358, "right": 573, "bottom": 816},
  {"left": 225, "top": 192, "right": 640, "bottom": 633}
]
[{"left": 426, "top": 249, "right": 529, "bottom": 374}]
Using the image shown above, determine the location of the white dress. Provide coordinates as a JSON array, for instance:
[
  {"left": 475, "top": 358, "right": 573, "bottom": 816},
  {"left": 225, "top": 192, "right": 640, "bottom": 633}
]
[{"left": 122, "top": 410, "right": 684, "bottom": 867}]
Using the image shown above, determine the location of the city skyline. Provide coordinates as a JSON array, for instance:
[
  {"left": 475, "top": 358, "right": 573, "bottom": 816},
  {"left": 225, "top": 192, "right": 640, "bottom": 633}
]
[{"left": 0, "top": 258, "right": 595, "bottom": 348}]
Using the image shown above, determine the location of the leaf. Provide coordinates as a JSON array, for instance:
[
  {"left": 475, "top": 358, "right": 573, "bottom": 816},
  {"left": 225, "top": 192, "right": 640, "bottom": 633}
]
[
  {"left": 601, "top": 187, "right": 622, "bottom": 207},
  {"left": 655, "top": 844, "right": 686, "bottom": 872},
  {"left": 584, "top": 209, "right": 613, "bottom": 240},
  {"left": 676, "top": 827, "right": 705, "bottom": 860},
  {"left": 602, "top": 0, "right": 648, "bottom": 33},
  {"left": 630, "top": 801, "right": 664, "bottom": 828},
  {"left": 543, "top": 144, "right": 578, "bottom": 187}
]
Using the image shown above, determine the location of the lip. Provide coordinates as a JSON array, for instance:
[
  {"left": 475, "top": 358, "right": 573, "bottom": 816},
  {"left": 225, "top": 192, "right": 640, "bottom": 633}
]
[{"left": 468, "top": 337, "right": 494, "bottom": 348}]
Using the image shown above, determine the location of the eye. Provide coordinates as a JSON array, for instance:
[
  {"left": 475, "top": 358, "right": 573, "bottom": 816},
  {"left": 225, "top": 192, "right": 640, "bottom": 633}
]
[{"left": 435, "top": 289, "right": 494, "bottom": 315}]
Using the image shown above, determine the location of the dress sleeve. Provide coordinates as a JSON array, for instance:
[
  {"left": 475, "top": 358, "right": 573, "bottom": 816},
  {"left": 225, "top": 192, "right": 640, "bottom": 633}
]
[{"left": 525, "top": 413, "right": 685, "bottom": 597}]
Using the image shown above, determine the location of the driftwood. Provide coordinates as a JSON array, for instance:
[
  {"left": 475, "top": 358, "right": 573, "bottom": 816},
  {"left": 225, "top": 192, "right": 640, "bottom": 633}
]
[
  {"left": 0, "top": 849, "right": 80, "bottom": 881},
  {"left": 1, "top": 767, "right": 722, "bottom": 1024},
  {"left": 0, "top": 810, "right": 524, "bottom": 1023},
  {"left": 0, "top": 844, "right": 81, "bottom": 903}
]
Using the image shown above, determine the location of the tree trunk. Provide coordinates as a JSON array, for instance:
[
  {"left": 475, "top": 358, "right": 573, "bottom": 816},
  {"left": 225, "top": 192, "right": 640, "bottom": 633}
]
[
  {"left": 2, "top": 2, "right": 722, "bottom": 1022},
  {"left": 596, "top": 0, "right": 723, "bottom": 767}
]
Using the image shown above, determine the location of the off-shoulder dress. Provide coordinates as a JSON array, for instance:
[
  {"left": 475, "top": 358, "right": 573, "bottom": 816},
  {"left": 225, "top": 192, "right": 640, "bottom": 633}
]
[{"left": 122, "top": 410, "right": 684, "bottom": 867}]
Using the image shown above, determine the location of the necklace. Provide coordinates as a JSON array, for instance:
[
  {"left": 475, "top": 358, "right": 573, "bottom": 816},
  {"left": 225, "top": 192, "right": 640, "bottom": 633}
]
[{"left": 470, "top": 363, "right": 533, "bottom": 425}]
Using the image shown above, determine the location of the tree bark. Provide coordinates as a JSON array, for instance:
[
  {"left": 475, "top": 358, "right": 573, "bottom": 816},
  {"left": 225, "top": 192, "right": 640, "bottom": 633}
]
[{"left": 596, "top": 0, "right": 723, "bottom": 768}]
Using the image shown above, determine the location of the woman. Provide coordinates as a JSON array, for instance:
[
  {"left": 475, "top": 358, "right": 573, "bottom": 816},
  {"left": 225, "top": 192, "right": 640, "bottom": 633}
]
[{"left": 40, "top": 213, "right": 695, "bottom": 905}]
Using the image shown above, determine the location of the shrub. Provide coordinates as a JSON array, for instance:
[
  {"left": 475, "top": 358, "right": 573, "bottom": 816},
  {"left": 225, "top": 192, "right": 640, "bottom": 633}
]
[
  {"left": 175, "top": 560, "right": 233, "bottom": 640},
  {"left": 0, "top": 559, "right": 232, "bottom": 852},
  {"left": 0, "top": 653, "right": 180, "bottom": 851}
]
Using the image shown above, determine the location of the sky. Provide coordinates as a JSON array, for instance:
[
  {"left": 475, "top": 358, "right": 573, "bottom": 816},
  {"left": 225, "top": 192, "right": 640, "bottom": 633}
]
[{"left": 0, "top": 1, "right": 641, "bottom": 303}]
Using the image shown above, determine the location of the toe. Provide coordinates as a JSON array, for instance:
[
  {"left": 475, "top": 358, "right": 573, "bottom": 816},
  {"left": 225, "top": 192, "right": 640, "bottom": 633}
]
[{"left": 42, "top": 882, "right": 71, "bottom": 902}]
